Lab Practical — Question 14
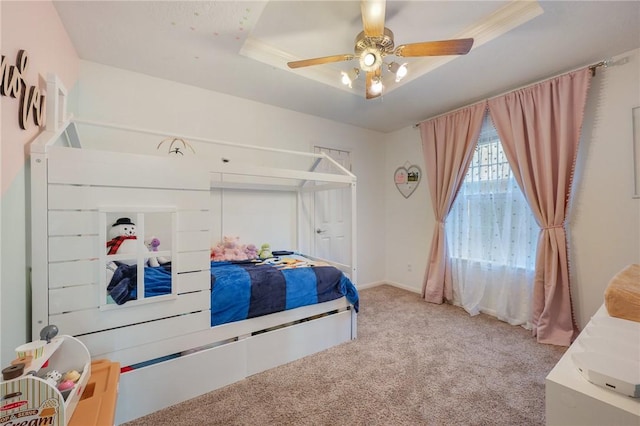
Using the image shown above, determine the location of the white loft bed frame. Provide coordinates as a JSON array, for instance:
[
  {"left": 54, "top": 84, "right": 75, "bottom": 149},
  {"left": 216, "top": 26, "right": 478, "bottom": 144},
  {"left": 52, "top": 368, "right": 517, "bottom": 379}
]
[{"left": 30, "top": 75, "right": 358, "bottom": 424}]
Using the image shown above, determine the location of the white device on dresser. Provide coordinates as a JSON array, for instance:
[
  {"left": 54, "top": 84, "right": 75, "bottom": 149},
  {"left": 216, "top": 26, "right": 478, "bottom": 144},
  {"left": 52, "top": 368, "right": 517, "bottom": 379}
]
[
  {"left": 571, "top": 314, "right": 640, "bottom": 398},
  {"left": 546, "top": 305, "right": 640, "bottom": 425}
]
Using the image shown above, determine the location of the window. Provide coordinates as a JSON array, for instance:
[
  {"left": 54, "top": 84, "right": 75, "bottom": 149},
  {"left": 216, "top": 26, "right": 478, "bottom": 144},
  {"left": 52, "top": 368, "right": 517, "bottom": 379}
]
[
  {"left": 446, "top": 112, "right": 538, "bottom": 326},
  {"left": 100, "top": 209, "right": 177, "bottom": 308}
]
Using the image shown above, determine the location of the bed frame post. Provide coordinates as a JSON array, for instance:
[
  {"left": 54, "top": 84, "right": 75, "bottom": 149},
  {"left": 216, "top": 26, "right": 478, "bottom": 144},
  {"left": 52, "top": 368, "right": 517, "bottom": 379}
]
[
  {"left": 350, "top": 180, "right": 357, "bottom": 286},
  {"left": 30, "top": 148, "right": 49, "bottom": 339},
  {"left": 30, "top": 74, "right": 71, "bottom": 339},
  {"left": 296, "top": 190, "right": 301, "bottom": 253},
  {"left": 45, "top": 74, "right": 67, "bottom": 133},
  {"left": 351, "top": 180, "right": 358, "bottom": 339}
]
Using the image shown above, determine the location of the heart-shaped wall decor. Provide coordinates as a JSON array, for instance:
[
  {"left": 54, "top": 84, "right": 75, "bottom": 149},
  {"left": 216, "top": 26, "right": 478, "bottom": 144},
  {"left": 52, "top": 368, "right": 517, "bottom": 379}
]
[{"left": 394, "top": 164, "right": 421, "bottom": 198}]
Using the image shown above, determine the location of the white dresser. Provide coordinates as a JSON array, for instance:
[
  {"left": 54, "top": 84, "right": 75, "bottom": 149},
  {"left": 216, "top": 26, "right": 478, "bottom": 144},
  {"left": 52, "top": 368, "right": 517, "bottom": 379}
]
[{"left": 545, "top": 305, "right": 640, "bottom": 425}]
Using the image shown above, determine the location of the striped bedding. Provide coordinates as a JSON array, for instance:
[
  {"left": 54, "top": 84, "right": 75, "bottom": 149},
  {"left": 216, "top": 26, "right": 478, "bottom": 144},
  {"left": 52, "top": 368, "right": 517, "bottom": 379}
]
[
  {"left": 210, "top": 259, "right": 359, "bottom": 326},
  {"left": 107, "top": 256, "right": 359, "bottom": 327}
]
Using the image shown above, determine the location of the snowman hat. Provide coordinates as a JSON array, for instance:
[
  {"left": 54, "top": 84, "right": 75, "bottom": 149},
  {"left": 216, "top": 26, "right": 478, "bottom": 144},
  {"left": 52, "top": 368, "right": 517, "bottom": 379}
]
[{"left": 112, "top": 217, "right": 136, "bottom": 227}]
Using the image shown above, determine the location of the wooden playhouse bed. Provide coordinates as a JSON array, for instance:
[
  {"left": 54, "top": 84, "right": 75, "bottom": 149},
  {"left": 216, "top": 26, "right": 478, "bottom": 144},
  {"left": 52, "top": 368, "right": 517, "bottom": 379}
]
[{"left": 29, "top": 76, "right": 359, "bottom": 424}]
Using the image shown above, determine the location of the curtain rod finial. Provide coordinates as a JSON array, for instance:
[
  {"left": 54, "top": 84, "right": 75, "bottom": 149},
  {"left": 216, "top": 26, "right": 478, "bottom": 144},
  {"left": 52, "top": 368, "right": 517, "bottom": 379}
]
[{"left": 589, "top": 58, "right": 613, "bottom": 77}]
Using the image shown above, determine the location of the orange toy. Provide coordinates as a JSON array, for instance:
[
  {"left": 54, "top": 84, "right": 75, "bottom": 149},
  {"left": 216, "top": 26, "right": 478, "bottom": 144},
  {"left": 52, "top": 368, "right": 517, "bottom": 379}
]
[{"left": 68, "top": 359, "right": 120, "bottom": 426}]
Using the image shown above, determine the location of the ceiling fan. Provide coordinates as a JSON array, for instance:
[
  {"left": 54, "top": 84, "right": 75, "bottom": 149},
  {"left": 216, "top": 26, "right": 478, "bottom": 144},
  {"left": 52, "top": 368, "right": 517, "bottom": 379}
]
[{"left": 287, "top": 0, "right": 474, "bottom": 99}]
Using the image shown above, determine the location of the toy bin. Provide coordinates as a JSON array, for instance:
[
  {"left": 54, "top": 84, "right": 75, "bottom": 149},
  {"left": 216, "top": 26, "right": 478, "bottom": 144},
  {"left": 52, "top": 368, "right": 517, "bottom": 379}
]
[{"left": 1, "top": 335, "right": 91, "bottom": 426}]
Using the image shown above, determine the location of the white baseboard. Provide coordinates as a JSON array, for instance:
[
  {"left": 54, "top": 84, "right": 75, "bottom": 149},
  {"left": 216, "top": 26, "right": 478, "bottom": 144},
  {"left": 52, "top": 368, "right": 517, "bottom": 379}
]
[
  {"left": 356, "top": 280, "right": 386, "bottom": 290},
  {"left": 357, "top": 281, "right": 421, "bottom": 294},
  {"left": 384, "top": 281, "right": 421, "bottom": 294}
]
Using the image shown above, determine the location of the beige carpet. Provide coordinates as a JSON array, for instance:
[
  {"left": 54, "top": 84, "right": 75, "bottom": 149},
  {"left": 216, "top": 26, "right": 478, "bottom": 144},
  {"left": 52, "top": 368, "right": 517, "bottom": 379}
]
[{"left": 124, "top": 284, "right": 566, "bottom": 426}]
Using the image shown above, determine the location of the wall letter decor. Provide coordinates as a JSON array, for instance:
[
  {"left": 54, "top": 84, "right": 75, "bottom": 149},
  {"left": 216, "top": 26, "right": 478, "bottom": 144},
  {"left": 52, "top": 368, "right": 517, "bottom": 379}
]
[{"left": 0, "top": 50, "right": 46, "bottom": 129}]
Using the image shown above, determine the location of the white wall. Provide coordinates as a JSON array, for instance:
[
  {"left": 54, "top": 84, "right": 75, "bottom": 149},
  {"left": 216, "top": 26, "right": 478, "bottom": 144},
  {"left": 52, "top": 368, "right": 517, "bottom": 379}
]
[
  {"left": 383, "top": 126, "right": 434, "bottom": 293},
  {"left": 383, "top": 48, "right": 640, "bottom": 331},
  {"left": 571, "top": 48, "right": 640, "bottom": 329},
  {"left": 69, "top": 60, "right": 386, "bottom": 288}
]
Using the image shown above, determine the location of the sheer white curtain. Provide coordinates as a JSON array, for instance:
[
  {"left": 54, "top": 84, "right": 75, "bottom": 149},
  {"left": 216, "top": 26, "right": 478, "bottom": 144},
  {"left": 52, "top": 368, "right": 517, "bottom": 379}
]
[{"left": 446, "top": 112, "right": 539, "bottom": 327}]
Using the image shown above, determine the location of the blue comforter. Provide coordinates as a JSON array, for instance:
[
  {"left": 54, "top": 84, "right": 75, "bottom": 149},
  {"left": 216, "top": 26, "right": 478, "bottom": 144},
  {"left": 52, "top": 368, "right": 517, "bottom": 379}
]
[
  {"left": 107, "top": 262, "right": 172, "bottom": 304},
  {"left": 210, "top": 261, "right": 359, "bottom": 327},
  {"left": 107, "top": 260, "right": 360, "bottom": 327}
]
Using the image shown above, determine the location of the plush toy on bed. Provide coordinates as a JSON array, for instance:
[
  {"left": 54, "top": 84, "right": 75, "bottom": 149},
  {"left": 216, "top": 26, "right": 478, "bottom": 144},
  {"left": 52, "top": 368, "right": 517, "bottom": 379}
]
[
  {"left": 258, "top": 243, "right": 273, "bottom": 259},
  {"left": 218, "top": 236, "right": 243, "bottom": 261},
  {"left": 146, "top": 236, "right": 161, "bottom": 252},
  {"left": 145, "top": 236, "right": 171, "bottom": 264},
  {"left": 211, "top": 236, "right": 260, "bottom": 261},
  {"left": 211, "top": 244, "right": 225, "bottom": 261},
  {"left": 245, "top": 243, "right": 259, "bottom": 260},
  {"left": 106, "top": 217, "right": 160, "bottom": 267}
]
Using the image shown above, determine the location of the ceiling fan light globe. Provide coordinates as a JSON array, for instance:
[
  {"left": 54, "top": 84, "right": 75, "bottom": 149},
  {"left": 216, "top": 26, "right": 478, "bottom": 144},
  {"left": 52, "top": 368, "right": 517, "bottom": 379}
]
[
  {"left": 364, "top": 52, "right": 376, "bottom": 67},
  {"left": 341, "top": 71, "right": 352, "bottom": 87},
  {"left": 370, "top": 77, "right": 383, "bottom": 95},
  {"left": 394, "top": 63, "right": 408, "bottom": 82},
  {"left": 341, "top": 68, "right": 360, "bottom": 88},
  {"left": 359, "top": 47, "right": 382, "bottom": 72}
]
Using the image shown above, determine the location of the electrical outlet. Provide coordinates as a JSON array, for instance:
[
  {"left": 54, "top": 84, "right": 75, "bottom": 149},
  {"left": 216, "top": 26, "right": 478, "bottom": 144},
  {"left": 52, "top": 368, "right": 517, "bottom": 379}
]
[{"left": 407, "top": 263, "right": 412, "bottom": 272}]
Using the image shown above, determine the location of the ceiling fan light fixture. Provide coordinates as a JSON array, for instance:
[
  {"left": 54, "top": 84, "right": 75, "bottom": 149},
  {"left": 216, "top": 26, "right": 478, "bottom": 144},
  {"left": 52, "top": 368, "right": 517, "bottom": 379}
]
[
  {"left": 370, "top": 76, "right": 383, "bottom": 95},
  {"left": 341, "top": 68, "right": 360, "bottom": 88},
  {"left": 289, "top": 0, "right": 476, "bottom": 100},
  {"left": 388, "top": 62, "right": 408, "bottom": 82},
  {"left": 359, "top": 47, "right": 382, "bottom": 72},
  {"left": 363, "top": 52, "right": 376, "bottom": 67}
]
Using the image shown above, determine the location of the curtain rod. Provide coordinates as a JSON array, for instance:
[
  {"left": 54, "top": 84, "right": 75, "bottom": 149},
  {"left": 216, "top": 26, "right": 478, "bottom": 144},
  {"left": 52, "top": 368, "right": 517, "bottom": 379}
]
[{"left": 414, "top": 59, "right": 611, "bottom": 128}]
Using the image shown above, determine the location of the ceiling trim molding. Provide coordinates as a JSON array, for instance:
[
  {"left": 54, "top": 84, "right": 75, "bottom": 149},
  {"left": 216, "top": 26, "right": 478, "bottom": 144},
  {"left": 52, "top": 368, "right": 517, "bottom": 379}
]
[
  {"left": 241, "top": 0, "right": 544, "bottom": 98},
  {"left": 400, "top": 1, "right": 544, "bottom": 89}
]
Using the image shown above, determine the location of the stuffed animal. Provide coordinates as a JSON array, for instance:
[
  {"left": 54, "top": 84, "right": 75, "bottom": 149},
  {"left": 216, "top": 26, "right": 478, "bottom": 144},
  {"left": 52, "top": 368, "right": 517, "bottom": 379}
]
[
  {"left": 106, "top": 217, "right": 160, "bottom": 267},
  {"left": 145, "top": 236, "right": 161, "bottom": 252},
  {"left": 211, "top": 244, "right": 225, "bottom": 261},
  {"left": 223, "top": 236, "right": 248, "bottom": 261},
  {"left": 211, "top": 236, "right": 260, "bottom": 261},
  {"left": 145, "top": 236, "right": 170, "bottom": 264},
  {"left": 258, "top": 243, "right": 273, "bottom": 259},
  {"left": 245, "top": 244, "right": 259, "bottom": 260}
]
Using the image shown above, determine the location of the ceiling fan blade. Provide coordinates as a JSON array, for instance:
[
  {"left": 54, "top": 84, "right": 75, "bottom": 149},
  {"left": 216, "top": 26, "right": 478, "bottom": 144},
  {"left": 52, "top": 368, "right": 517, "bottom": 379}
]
[
  {"left": 361, "top": 0, "right": 386, "bottom": 37},
  {"left": 395, "top": 38, "right": 474, "bottom": 57},
  {"left": 287, "top": 54, "right": 355, "bottom": 69},
  {"left": 365, "top": 69, "right": 382, "bottom": 100}
]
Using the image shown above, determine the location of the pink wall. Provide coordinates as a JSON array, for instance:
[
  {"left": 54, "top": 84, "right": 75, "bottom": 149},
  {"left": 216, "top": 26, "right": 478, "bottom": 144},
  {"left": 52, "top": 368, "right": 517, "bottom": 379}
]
[
  {"left": 1, "top": 0, "right": 78, "bottom": 194},
  {"left": 1, "top": 0, "right": 78, "bottom": 366}
]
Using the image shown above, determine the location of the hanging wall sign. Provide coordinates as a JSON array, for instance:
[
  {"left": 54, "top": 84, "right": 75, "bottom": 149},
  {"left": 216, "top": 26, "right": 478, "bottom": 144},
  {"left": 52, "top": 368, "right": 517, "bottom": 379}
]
[
  {"left": 1, "top": 50, "right": 46, "bottom": 130},
  {"left": 394, "top": 162, "right": 421, "bottom": 198}
]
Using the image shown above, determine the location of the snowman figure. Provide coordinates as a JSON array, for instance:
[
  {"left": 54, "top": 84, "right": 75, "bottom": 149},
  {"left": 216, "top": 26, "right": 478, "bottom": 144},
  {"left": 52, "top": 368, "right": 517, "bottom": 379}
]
[
  {"left": 106, "top": 217, "right": 159, "bottom": 267},
  {"left": 106, "top": 217, "right": 160, "bottom": 287}
]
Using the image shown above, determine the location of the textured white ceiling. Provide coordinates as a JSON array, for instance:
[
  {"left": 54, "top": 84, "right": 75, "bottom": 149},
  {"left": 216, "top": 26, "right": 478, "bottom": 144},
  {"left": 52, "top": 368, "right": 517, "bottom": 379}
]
[{"left": 53, "top": 1, "right": 640, "bottom": 133}]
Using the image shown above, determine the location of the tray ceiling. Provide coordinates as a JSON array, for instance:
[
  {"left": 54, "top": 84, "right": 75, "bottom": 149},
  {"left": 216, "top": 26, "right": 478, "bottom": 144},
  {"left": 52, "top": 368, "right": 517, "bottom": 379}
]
[{"left": 53, "top": 1, "right": 640, "bottom": 133}]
